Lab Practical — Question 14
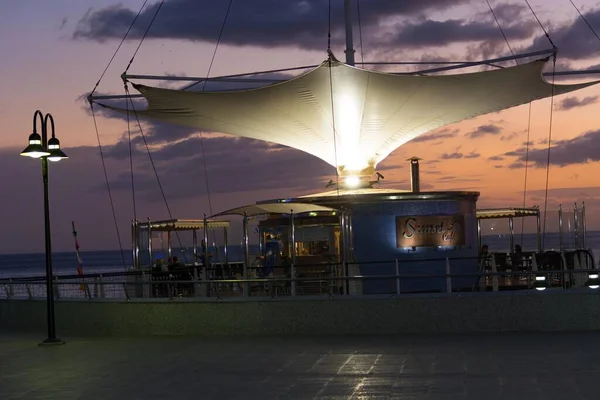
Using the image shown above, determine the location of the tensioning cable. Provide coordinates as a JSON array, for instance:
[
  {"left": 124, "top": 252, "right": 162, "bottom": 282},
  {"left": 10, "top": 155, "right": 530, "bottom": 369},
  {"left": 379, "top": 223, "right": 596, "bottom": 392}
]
[
  {"left": 197, "top": 0, "right": 234, "bottom": 255},
  {"left": 524, "top": 0, "right": 557, "bottom": 48},
  {"left": 125, "top": 83, "right": 137, "bottom": 225},
  {"left": 327, "top": 0, "right": 341, "bottom": 195},
  {"left": 486, "top": 0, "right": 533, "bottom": 245},
  {"left": 125, "top": 84, "right": 188, "bottom": 263},
  {"left": 541, "top": 55, "right": 557, "bottom": 249},
  {"left": 569, "top": 0, "right": 600, "bottom": 43},
  {"left": 486, "top": 0, "right": 517, "bottom": 63},
  {"left": 89, "top": 0, "right": 148, "bottom": 97},
  {"left": 194, "top": 0, "right": 234, "bottom": 219},
  {"left": 523, "top": 0, "right": 558, "bottom": 248},
  {"left": 521, "top": 104, "right": 533, "bottom": 245},
  {"left": 87, "top": 0, "right": 149, "bottom": 269},
  {"left": 90, "top": 104, "right": 128, "bottom": 270},
  {"left": 125, "top": 0, "right": 165, "bottom": 73}
]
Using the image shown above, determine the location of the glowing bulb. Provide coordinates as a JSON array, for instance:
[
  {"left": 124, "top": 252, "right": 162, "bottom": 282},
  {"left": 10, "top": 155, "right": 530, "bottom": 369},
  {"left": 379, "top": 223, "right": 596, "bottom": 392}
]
[
  {"left": 345, "top": 175, "right": 360, "bottom": 188},
  {"left": 21, "top": 151, "right": 48, "bottom": 159}
]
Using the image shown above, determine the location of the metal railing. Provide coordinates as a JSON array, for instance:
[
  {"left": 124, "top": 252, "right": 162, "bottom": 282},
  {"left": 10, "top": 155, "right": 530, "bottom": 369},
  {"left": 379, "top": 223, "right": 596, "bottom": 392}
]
[{"left": 1, "top": 251, "right": 598, "bottom": 301}]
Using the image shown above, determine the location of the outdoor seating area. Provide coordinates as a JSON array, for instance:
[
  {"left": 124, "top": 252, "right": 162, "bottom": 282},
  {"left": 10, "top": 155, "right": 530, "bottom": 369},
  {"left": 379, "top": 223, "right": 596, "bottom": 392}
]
[
  {"left": 146, "top": 262, "right": 342, "bottom": 299},
  {"left": 478, "top": 249, "right": 596, "bottom": 291}
]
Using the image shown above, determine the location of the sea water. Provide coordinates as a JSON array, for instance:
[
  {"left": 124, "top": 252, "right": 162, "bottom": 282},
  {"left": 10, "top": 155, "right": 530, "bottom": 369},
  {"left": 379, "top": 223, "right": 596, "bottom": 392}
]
[{"left": 0, "top": 232, "right": 598, "bottom": 279}]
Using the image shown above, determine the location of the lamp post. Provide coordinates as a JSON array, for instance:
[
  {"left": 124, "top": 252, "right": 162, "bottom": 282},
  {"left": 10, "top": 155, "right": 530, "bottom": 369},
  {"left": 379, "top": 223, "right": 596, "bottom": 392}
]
[{"left": 20, "top": 110, "right": 68, "bottom": 345}]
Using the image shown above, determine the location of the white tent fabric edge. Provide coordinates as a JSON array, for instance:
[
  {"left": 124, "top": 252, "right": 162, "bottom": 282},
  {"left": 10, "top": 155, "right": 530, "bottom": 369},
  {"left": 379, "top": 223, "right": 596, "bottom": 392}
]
[{"left": 209, "top": 202, "right": 338, "bottom": 218}]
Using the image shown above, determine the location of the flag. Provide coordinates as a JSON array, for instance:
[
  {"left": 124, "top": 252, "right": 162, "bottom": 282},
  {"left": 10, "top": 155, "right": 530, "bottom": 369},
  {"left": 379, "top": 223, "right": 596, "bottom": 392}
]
[{"left": 72, "top": 221, "right": 85, "bottom": 291}]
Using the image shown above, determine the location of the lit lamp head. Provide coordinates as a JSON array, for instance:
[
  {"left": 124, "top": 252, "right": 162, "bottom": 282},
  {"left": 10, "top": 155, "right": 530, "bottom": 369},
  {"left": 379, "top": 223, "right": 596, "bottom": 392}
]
[
  {"left": 46, "top": 137, "right": 68, "bottom": 162},
  {"left": 587, "top": 272, "right": 599, "bottom": 289},
  {"left": 344, "top": 175, "right": 360, "bottom": 188},
  {"left": 534, "top": 274, "right": 547, "bottom": 291},
  {"left": 20, "top": 132, "right": 50, "bottom": 158}
]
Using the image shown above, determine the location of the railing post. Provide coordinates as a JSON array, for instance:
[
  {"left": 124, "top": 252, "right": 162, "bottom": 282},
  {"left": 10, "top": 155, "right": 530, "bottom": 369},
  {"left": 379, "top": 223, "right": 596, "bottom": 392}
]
[
  {"left": 291, "top": 264, "right": 297, "bottom": 296},
  {"left": 53, "top": 276, "right": 60, "bottom": 299},
  {"left": 558, "top": 204, "right": 564, "bottom": 251},
  {"left": 491, "top": 256, "right": 499, "bottom": 292},
  {"left": 479, "top": 257, "right": 486, "bottom": 291},
  {"left": 99, "top": 274, "right": 106, "bottom": 299},
  {"left": 26, "top": 283, "right": 32, "bottom": 299},
  {"left": 445, "top": 257, "right": 452, "bottom": 293},
  {"left": 121, "top": 281, "right": 129, "bottom": 301},
  {"left": 8, "top": 279, "right": 14, "bottom": 299},
  {"left": 147, "top": 217, "right": 153, "bottom": 269},
  {"left": 508, "top": 217, "right": 514, "bottom": 253},
  {"left": 395, "top": 259, "right": 401, "bottom": 295},
  {"left": 574, "top": 202, "right": 580, "bottom": 249},
  {"left": 193, "top": 267, "right": 201, "bottom": 297}
]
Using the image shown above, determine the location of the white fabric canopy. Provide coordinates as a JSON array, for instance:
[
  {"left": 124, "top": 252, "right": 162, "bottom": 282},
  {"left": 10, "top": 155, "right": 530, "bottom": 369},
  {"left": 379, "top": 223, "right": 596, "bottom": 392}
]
[
  {"left": 211, "top": 202, "right": 337, "bottom": 218},
  {"left": 106, "top": 58, "right": 597, "bottom": 175}
]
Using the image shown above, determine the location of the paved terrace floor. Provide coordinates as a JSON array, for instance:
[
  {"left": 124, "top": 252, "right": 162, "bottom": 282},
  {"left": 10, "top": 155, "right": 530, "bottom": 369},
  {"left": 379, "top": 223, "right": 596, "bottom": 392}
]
[{"left": 1, "top": 332, "right": 599, "bottom": 399}]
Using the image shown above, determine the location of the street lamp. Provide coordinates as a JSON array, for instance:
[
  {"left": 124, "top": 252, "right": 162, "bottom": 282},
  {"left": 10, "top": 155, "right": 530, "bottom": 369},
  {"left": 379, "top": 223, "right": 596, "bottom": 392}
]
[{"left": 20, "top": 110, "right": 68, "bottom": 346}]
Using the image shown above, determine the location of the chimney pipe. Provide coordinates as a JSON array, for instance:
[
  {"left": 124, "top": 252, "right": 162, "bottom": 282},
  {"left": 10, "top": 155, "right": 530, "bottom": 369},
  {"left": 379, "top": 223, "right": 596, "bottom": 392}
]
[
  {"left": 344, "top": 0, "right": 356, "bottom": 66},
  {"left": 407, "top": 157, "right": 421, "bottom": 193}
]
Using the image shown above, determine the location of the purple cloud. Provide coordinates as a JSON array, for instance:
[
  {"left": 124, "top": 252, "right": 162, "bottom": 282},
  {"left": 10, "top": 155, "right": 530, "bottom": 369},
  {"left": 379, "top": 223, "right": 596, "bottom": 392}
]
[
  {"left": 556, "top": 96, "right": 598, "bottom": 111},
  {"left": 467, "top": 124, "right": 502, "bottom": 138}
]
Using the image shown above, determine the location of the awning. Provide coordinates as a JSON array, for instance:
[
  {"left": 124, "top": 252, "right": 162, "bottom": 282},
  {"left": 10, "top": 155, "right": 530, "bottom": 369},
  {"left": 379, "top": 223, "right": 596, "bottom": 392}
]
[
  {"left": 101, "top": 57, "right": 598, "bottom": 175},
  {"left": 137, "top": 219, "right": 230, "bottom": 231},
  {"left": 476, "top": 208, "right": 540, "bottom": 220},
  {"left": 210, "top": 202, "right": 338, "bottom": 218}
]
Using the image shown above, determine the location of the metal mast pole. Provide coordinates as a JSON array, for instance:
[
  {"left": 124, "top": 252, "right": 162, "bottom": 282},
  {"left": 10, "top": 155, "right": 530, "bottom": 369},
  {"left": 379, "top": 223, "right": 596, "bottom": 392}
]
[{"left": 344, "top": 0, "right": 355, "bottom": 66}]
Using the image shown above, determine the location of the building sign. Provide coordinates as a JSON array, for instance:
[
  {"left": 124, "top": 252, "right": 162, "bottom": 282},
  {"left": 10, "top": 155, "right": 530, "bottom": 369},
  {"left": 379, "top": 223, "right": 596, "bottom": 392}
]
[{"left": 396, "top": 215, "right": 465, "bottom": 247}]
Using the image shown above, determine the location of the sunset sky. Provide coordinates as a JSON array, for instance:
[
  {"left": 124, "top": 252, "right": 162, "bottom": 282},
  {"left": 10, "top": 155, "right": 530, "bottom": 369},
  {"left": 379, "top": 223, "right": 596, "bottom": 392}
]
[{"left": 2, "top": 0, "right": 600, "bottom": 253}]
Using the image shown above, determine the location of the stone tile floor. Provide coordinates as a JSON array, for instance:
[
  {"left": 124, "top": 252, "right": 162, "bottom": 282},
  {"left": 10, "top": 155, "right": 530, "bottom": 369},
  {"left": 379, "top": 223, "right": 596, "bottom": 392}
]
[{"left": 1, "top": 332, "right": 600, "bottom": 399}]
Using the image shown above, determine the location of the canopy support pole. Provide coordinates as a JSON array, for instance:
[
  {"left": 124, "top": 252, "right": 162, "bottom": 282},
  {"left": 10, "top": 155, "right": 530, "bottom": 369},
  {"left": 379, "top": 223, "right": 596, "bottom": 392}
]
[
  {"left": 582, "top": 202, "right": 587, "bottom": 249},
  {"left": 344, "top": 0, "right": 355, "bottom": 66},
  {"left": 574, "top": 203, "right": 580, "bottom": 249},
  {"left": 508, "top": 217, "right": 514, "bottom": 253},
  {"left": 290, "top": 210, "right": 296, "bottom": 296},
  {"left": 147, "top": 217, "right": 153, "bottom": 269},
  {"left": 203, "top": 215, "right": 209, "bottom": 296},
  {"left": 223, "top": 226, "right": 229, "bottom": 267},
  {"left": 558, "top": 204, "right": 564, "bottom": 251},
  {"left": 167, "top": 230, "right": 172, "bottom": 259},
  {"left": 477, "top": 219, "right": 482, "bottom": 252},
  {"left": 405, "top": 48, "right": 555, "bottom": 75},
  {"left": 536, "top": 212, "right": 542, "bottom": 252},
  {"left": 131, "top": 219, "right": 139, "bottom": 269},
  {"left": 339, "top": 210, "right": 348, "bottom": 295},
  {"left": 242, "top": 212, "right": 249, "bottom": 297},
  {"left": 347, "top": 212, "right": 354, "bottom": 262},
  {"left": 258, "top": 227, "right": 264, "bottom": 256},
  {"left": 192, "top": 229, "right": 198, "bottom": 264}
]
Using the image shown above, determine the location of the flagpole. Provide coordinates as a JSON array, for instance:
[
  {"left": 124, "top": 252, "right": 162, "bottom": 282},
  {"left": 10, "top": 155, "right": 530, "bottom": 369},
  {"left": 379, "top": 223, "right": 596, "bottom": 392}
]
[{"left": 72, "top": 221, "right": 89, "bottom": 297}]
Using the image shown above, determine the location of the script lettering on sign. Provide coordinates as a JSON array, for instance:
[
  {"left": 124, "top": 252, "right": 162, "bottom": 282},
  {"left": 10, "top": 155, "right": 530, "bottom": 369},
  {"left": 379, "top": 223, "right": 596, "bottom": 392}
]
[{"left": 396, "top": 215, "right": 465, "bottom": 247}]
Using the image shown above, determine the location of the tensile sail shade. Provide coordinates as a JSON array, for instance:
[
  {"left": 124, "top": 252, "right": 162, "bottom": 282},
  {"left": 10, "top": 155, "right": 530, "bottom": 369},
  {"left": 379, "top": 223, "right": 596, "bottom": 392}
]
[{"left": 100, "top": 58, "right": 597, "bottom": 176}]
